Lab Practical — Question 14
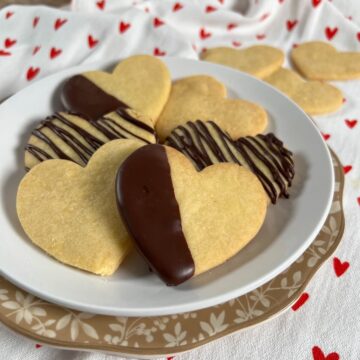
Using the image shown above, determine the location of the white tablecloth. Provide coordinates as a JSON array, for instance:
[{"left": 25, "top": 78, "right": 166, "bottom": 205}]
[{"left": 0, "top": 0, "right": 359, "bottom": 358}]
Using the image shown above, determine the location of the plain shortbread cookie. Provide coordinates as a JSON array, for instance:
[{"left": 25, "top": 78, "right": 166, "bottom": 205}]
[
  {"left": 156, "top": 75, "right": 268, "bottom": 141},
  {"left": 264, "top": 67, "right": 343, "bottom": 115},
  {"left": 17, "top": 139, "right": 144, "bottom": 276},
  {"left": 201, "top": 45, "right": 284, "bottom": 78},
  {"left": 291, "top": 41, "right": 360, "bottom": 80}
]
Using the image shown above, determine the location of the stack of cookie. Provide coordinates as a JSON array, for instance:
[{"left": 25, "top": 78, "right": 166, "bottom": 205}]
[{"left": 17, "top": 54, "right": 296, "bottom": 286}]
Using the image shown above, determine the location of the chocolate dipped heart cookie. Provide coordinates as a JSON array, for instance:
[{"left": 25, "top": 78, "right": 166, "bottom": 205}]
[
  {"left": 17, "top": 139, "right": 143, "bottom": 275},
  {"left": 155, "top": 75, "right": 268, "bottom": 141},
  {"left": 165, "top": 120, "right": 294, "bottom": 204},
  {"left": 25, "top": 108, "right": 157, "bottom": 170},
  {"left": 116, "top": 144, "right": 267, "bottom": 285},
  {"left": 62, "top": 55, "right": 171, "bottom": 122}
]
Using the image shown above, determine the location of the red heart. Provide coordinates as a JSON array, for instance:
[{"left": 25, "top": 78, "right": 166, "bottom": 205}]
[
  {"left": 312, "top": 0, "right": 322, "bottom": 7},
  {"left": 312, "top": 346, "right": 339, "bottom": 360},
  {"left": 153, "top": 17, "right": 165, "bottom": 27},
  {"left": 199, "top": 27, "right": 212, "bottom": 40},
  {"left": 35, "top": 344, "right": 42, "bottom": 349},
  {"left": 205, "top": 5, "right": 217, "bottom": 13},
  {"left": 321, "top": 133, "right": 331, "bottom": 141},
  {"left": 0, "top": 50, "right": 11, "bottom": 56},
  {"left": 325, "top": 27, "right": 338, "bottom": 40},
  {"left": 286, "top": 19, "right": 298, "bottom": 31},
  {"left": 54, "top": 18, "right": 67, "bottom": 31},
  {"left": 153, "top": 47, "right": 166, "bottom": 56},
  {"left": 119, "top": 21, "right": 131, "bottom": 33},
  {"left": 32, "top": 45, "right": 41, "bottom": 55},
  {"left": 357, "top": 197, "right": 360, "bottom": 206},
  {"left": 87, "top": 35, "right": 99, "bottom": 49},
  {"left": 96, "top": 0, "right": 106, "bottom": 10},
  {"left": 227, "top": 23, "right": 237, "bottom": 31},
  {"left": 173, "top": 2, "right": 183, "bottom": 11},
  {"left": 33, "top": 16, "right": 40, "bottom": 28},
  {"left": 50, "top": 47, "right": 62, "bottom": 59},
  {"left": 26, "top": 67, "right": 40, "bottom": 81},
  {"left": 291, "top": 292, "right": 309, "bottom": 311},
  {"left": 357, "top": 32, "right": 360, "bottom": 42},
  {"left": 333, "top": 257, "right": 349, "bottom": 277},
  {"left": 345, "top": 119, "right": 357, "bottom": 128},
  {"left": 232, "top": 41, "right": 241, "bottom": 47},
  {"left": 5, "top": 11, "right": 14, "bottom": 19},
  {"left": 260, "top": 12, "right": 270, "bottom": 21},
  {"left": 343, "top": 165, "right": 352, "bottom": 174},
  {"left": 4, "top": 38, "right": 16, "bottom": 48},
  {"left": 256, "top": 33, "right": 266, "bottom": 40}
]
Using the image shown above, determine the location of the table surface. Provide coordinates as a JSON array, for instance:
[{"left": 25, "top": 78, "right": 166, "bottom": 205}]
[{"left": 0, "top": 1, "right": 359, "bottom": 360}]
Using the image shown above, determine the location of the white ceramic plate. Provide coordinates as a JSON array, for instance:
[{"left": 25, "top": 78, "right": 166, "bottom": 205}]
[{"left": 0, "top": 58, "right": 334, "bottom": 316}]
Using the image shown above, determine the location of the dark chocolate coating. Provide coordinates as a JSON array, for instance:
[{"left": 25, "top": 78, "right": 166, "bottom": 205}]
[
  {"left": 62, "top": 75, "right": 128, "bottom": 120},
  {"left": 116, "top": 144, "right": 195, "bottom": 286}
]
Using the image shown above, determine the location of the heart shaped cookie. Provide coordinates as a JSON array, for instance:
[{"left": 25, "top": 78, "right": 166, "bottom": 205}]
[
  {"left": 291, "top": 41, "right": 360, "bottom": 80},
  {"left": 116, "top": 144, "right": 267, "bottom": 285},
  {"left": 62, "top": 55, "right": 171, "bottom": 122},
  {"left": 264, "top": 68, "right": 343, "bottom": 115},
  {"left": 155, "top": 75, "right": 268, "bottom": 141},
  {"left": 24, "top": 108, "right": 157, "bottom": 170},
  {"left": 202, "top": 45, "right": 284, "bottom": 79},
  {"left": 165, "top": 120, "right": 294, "bottom": 204},
  {"left": 17, "top": 139, "right": 143, "bottom": 275}
]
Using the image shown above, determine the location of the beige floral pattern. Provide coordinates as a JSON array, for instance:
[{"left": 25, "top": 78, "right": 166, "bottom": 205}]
[{"left": 0, "top": 151, "right": 345, "bottom": 357}]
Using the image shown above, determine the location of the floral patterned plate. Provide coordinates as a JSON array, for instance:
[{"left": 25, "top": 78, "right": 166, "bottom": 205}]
[{"left": 0, "top": 150, "right": 344, "bottom": 358}]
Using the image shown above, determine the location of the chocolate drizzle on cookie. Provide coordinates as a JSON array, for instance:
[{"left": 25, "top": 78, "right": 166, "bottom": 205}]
[
  {"left": 62, "top": 75, "right": 128, "bottom": 120},
  {"left": 25, "top": 109, "right": 156, "bottom": 170},
  {"left": 166, "top": 120, "right": 294, "bottom": 204},
  {"left": 116, "top": 144, "right": 195, "bottom": 286}
]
